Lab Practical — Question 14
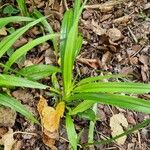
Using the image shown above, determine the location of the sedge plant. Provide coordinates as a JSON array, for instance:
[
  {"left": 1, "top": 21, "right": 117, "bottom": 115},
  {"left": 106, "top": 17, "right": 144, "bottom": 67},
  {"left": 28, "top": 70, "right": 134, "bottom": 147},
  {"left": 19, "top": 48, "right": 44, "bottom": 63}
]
[
  {"left": 0, "top": 16, "right": 59, "bottom": 123},
  {"left": 1, "top": 0, "right": 150, "bottom": 149}
]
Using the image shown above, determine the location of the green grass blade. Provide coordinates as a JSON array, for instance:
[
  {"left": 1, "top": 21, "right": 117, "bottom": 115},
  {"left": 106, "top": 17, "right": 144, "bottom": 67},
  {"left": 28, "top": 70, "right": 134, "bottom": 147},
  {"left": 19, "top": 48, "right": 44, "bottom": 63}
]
[
  {"left": 67, "top": 93, "right": 150, "bottom": 114},
  {"left": 88, "top": 104, "right": 97, "bottom": 143},
  {"left": 62, "top": 1, "right": 87, "bottom": 96},
  {"left": 69, "top": 100, "right": 95, "bottom": 115},
  {"left": 4, "top": 33, "right": 58, "bottom": 72},
  {"left": 66, "top": 115, "right": 78, "bottom": 150},
  {"left": 33, "top": 9, "right": 58, "bottom": 55},
  {"left": 16, "top": 0, "right": 29, "bottom": 16},
  {"left": 76, "top": 74, "right": 126, "bottom": 86},
  {"left": 73, "top": 0, "right": 81, "bottom": 21},
  {"left": 84, "top": 118, "right": 150, "bottom": 146},
  {"left": 0, "top": 17, "right": 46, "bottom": 59},
  {"left": 0, "top": 93, "right": 38, "bottom": 124},
  {"left": 73, "top": 35, "right": 83, "bottom": 62},
  {"left": 0, "top": 16, "right": 34, "bottom": 29},
  {"left": 60, "top": 9, "right": 74, "bottom": 70},
  {"left": 74, "top": 82, "right": 150, "bottom": 94},
  {"left": 18, "top": 64, "right": 60, "bottom": 80},
  {"left": 0, "top": 74, "right": 48, "bottom": 89}
]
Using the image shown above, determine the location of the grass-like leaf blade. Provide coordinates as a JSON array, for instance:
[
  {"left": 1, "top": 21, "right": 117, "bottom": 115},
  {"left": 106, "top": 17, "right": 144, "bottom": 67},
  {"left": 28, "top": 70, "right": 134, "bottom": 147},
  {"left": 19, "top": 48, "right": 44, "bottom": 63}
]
[
  {"left": 62, "top": 0, "right": 87, "bottom": 96},
  {"left": 4, "top": 33, "right": 58, "bottom": 72},
  {"left": 16, "top": 0, "right": 29, "bottom": 16},
  {"left": 0, "top": 16, "right": 34, "bottom": 29},
  {"left": 74, "top": 82, "right": 150, "bottom": 94},
  {"left": 66, "top": 115, "right": 78, "bottom": 150},
  {"left": 0, "top": 93, "right": 38, "bottom": 124},
  {"left": 0, "top": 74, "right": 48, "bottom": 89},
  {"left": 84, "top": 118, "right": 150, "bottom": 146},
  {"left": 69, "top": 100, "right": 95, "bottom": 115},
  {"left": 33, "top": 9, "right": 58, "bottom": 55},
  {"left": 76, "top": 74, "right": 126, "bottom": 86},
  {"left": 67, "top": 93, "right": 150, "bottom": 114},
  {"left": 0, "top": 17, "right": 45, "bottom": 59},
  {"left": 18, "top": 64, "right": 60, "bottom": 80}
]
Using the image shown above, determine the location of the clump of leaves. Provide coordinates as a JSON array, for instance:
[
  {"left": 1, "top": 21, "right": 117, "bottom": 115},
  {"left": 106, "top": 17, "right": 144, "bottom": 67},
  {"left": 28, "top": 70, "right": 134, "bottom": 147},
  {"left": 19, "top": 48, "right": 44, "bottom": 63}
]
[
  {"left": 1, "top": 0, "right": 150, "bottom": 149},
  {"left": 26, "top": 0, "right": 150, "bottom": 149},
  {"left": 0, "top": 16, "right": 59, "bottom": 123}
]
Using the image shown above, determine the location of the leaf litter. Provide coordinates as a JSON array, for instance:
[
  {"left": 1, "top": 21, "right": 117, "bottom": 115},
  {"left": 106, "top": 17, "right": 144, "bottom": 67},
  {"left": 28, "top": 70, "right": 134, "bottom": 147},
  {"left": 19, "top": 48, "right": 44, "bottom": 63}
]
[{"left": 0, "top": 0, "right": 150, "bottom": 149}]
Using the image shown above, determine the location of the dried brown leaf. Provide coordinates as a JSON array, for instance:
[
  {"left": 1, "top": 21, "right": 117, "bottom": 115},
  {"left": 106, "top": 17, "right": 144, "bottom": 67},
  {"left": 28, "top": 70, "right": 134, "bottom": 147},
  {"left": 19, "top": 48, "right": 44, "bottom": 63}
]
[
  {"left": 0, "top": 128, "right": 16, "bottom": 150},
  {"left": 37, "top": 97, "right": 65, "bottom": 148},
  {"left": 110, "top": 113, "right": 128, "bottom": 145}
]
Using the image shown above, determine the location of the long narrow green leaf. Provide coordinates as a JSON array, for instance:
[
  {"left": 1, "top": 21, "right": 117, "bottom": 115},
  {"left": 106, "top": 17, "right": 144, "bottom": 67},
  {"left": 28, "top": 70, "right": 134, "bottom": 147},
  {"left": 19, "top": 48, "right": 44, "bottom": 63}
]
[
  {"left": 76, "top": 74, "right": 126, "bottom": 86},
  {"left": 0, "top": 17, "right": 45, "bottom": 59},
  {"left": 73, "top": 0, "right": 81, "bottom": 21},
  {"left": 0, "top": 93, "right": 38, "bottom": 123},
  {"left": 62, "top": 0, "right": 87, "bottom": 96},
  {"left": 0, "top": 16, "right": 34, "bottom": 29},
  {"left": 67, "top": 93, "right": 150, "bottom": 114},
  {"left": 60, "top": 9, "right": 74, "bottom": 70},
  {"left": 4, "top": 33, "right": 58, "bottom": 72},
  {"left": 16, "top": 0, "right": 29, "bottom": 16},
  {"left": 0, "top": 74, "right": 48, "bottom": 89},
  {"left": 33, "top": 9, "right": 58, "bottom": 55},
  {"left": 69, "top": 100, "right": 95, "bottom": 115},
  {"left": 18, "top": 64, "right": 60, "bottom": 80},
  {"left": 84, "top": 118, "right": 150, "bottom": 146},
  {"left": 66, "top": 115, "right": 78, "bottom": 150},
  {"left": 74, "top": 82, "right": 150, "bottom": 94}
]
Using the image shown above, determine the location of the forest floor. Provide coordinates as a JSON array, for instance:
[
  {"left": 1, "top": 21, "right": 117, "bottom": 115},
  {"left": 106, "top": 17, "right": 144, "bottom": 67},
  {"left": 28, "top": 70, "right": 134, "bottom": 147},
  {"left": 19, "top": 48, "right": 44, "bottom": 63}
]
[{"left": 0, "top": 0, "right": 150, "bottom": 150}]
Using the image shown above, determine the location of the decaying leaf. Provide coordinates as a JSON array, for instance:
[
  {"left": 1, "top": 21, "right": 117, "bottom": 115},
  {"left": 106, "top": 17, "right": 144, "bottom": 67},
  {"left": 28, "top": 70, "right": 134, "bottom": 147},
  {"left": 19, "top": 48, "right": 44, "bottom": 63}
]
[
  {"left": 37, "top": 96, "right": 65, "bottom": 148},
  {"left": 0, "top": 106, "right": 16, "bottom": 127},
  {"left": 37, "top": 96, "right": 48, "bottom": 116},
  {"left": 77, "top": 57, "right": 101, "bottom": 69},
  {"left": 110, "top": 113, "right": 128, "bottom": 145},
  {"left": 107, "top": 28, "right": 123, "bottom": 42},
  {"left": 0, "top": 128, "right": 16, "bottom": 150}
]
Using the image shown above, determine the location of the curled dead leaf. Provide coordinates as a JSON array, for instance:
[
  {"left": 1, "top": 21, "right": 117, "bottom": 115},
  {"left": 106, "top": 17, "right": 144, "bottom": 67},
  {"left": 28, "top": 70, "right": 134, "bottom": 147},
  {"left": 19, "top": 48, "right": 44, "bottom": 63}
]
[
  {"left": 37, "top": 96, "right": 48, "bottom": 116},
  {"left": 37, "top": 97, "right": 65, "bottom": 148}
]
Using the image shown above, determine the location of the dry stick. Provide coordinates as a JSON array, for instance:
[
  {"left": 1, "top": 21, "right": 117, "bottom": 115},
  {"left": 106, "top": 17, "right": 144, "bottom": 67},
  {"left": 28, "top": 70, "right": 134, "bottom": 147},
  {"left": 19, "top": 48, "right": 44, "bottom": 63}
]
[
  {"left": 127, "top": 26, "right": 138, "bottom": 43},
  {"left": 130, "top": 46, "right": 144, "bottom": 58},
  {"left": 137, "top": 131, "right": 142, "bottom": 149},
  {"left": 63, "top": 0, "right": 69, "bottom": 10},
  {"left": 84, "top": 0, "right": 123, "bottom": 9}
]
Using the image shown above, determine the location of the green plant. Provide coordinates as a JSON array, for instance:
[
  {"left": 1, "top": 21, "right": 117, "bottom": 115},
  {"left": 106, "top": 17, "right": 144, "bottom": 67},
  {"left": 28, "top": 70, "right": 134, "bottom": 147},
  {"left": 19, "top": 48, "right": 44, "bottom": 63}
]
[
  {"left": 1, "top": 0, "right": 150, "bottom": 149},
  {"left": 33, "top": 0, "right": 150, "bottom": 149},
  {"left": 0, "top": 16, "right": 59, "bottom": 123}
]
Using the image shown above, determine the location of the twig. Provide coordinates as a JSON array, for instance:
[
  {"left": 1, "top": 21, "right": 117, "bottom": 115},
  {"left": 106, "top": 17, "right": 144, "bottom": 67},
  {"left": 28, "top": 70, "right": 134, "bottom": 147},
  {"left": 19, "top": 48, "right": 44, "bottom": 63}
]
[
  {"left": 63, "top": 0, "right": 69, "bottom": 11},
  {"left": 84, "top": 0, "right": 123, "bottom": 9},
  {"left": 127, "top": 26, "right": 138, "bottom": 43}
]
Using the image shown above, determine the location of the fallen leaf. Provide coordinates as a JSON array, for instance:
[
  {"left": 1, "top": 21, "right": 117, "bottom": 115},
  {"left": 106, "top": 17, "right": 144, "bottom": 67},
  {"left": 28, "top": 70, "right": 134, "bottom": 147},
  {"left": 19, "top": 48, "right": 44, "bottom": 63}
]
[
  {"left": 113, "top": 15, "right": 131, "bottom": 24},
  {"left": 110, "top": 113, "right": 128, "bottom": 145},
  {"left": 12, "top": 89, "right": 34, "bottom": 104},
  {"left": 91, "top": 20, "right": 106, "bottom": 36},
  {"left": 37, "top": 96, "right": 48, "bottom": 116},
  {"left": 0, "top": 128, "right": 16, "bottom": 150},
  {"left": 0, "top": 106, "right": 16, "bottom": 127},
  {"left": 107, "top": 28, "right": 123, "bottom": 42},
  {"left": 43, "top": 133, "right": 57, "bottom": 150},
  {"left": 37, "top": 97, "right": 65, "bottom": 148},
  {"left": 101, "top": 51, "right": 112, "bottom": 66},
  {"left": 77, "top": 57, "right": 101, "bottom": 69}
]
